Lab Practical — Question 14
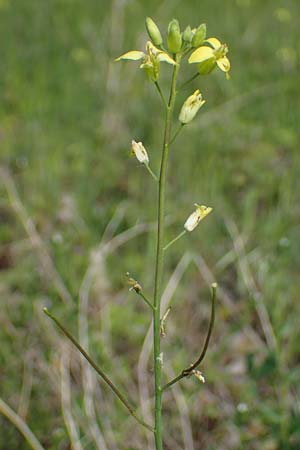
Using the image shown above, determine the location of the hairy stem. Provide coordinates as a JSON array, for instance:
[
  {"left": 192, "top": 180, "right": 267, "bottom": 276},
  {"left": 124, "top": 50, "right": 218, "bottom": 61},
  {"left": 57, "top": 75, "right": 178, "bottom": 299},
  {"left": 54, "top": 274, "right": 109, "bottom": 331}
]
[
  {"left": 43, "top": 308, "right": 153, "bottom": 432},
  {"left": 153, "top": 55, "right": 181, "bottom": 450}
]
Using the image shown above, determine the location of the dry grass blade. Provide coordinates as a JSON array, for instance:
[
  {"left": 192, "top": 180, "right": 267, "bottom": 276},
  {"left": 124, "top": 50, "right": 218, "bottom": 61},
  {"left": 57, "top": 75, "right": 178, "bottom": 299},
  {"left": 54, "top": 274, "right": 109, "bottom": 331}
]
[
  {"left": 60, "top": 345, "right": 84, "bottom": 450},
  {"left": 0, "top": 397, "right": 46, "bottom": 450},
  {"left": 224, "top": 216, "right": 277, "bottom": 350},
  {"left": 0, "top": 166, "right": 73, "bottom": 305},
  {"left": 164, "top": 363, "right": 195, "bottom": 450}
]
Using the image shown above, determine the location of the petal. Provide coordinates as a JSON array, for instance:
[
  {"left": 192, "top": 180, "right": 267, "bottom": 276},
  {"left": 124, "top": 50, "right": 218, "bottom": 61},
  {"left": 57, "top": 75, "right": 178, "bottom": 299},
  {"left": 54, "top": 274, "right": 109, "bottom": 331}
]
[
  {"left": 217, "top": 56, "right": 230, "bottom": 72},
  {"left": 206, "top": 37, "right": 221, "bottom": 49},
  {"left": 157, "top": 51, "right": 177, "bottom": 65},
  {"left": 188, "top": 46, "right": 214, "bottom": 64},
  {"left": 115, "top": 51, "right": 145, "bottom": 62}
]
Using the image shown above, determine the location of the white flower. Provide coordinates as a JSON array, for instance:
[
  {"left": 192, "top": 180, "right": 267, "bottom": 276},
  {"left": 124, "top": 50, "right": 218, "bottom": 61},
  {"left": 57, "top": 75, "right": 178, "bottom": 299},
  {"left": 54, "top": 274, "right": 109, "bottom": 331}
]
[
  {"left": 179, "top": 89, "right": 206, "bottom": 124},
  {"left": 184, "top": 204, "right": 213, "bottom": 232},
  {"left": 131, "top": 140, "right": 149, "bottom": 164}
]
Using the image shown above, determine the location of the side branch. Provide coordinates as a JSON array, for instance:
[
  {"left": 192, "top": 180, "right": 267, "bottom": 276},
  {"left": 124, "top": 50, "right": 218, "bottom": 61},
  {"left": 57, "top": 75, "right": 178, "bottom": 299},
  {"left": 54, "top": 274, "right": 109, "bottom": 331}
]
[
  {"left": 163, "top": 283, "right": 217, "bottom": 390},
  {"left": 43, "top": 308, "right": 154, "bottom": 432}
]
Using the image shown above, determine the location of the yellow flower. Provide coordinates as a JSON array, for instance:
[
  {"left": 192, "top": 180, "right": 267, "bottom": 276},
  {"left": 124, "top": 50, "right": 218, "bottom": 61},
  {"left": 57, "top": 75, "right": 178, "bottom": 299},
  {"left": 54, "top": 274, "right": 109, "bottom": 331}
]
[
  {"left": 179, "top": 89, "right": 206, "bottom": 124},
  {"left": 115, "top": 41, "right": 177, "bottom": 81},
  {"left": 188, "top": 38, "right": 230, "bottom": 79},
  {"left": 184, "top": 204, "right": 213, "bottom": 232}
]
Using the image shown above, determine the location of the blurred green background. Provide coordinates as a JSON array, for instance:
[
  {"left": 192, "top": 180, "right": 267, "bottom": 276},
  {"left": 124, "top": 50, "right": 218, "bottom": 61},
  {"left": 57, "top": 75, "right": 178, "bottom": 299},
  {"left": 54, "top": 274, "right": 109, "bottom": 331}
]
[{"left": 1, "top": 0, "right": 300, "bottom": 449}]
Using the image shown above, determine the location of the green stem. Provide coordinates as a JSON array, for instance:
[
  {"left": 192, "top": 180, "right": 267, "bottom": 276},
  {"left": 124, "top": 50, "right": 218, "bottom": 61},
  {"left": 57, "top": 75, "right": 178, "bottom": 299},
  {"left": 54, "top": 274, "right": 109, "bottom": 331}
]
[
  {"left": 179, "top": 72, "right": 200, "bottom": 91},
  {"left": 43, "top": 308, "right": 154, "bottom": 433},
  {"left": 163, "top": 230, "right": 186, "bottom": 251},
  {"left": 137, "top": 291, "right": 155, "bottom": 310},
  {"left": 154, "top": 81, "right": 168, "bottom": 109},
  {"left": 162, "top": 283, "right": 217, "bottom": 391},
  {"left": 170, "top": 123, "right": 184, "bottom": 145},
  {"left": 144, "top": 162, "right": 158, "bottom": 182},
  {"left": 153, "top": 54, "right": 181, "bottom": 450}
]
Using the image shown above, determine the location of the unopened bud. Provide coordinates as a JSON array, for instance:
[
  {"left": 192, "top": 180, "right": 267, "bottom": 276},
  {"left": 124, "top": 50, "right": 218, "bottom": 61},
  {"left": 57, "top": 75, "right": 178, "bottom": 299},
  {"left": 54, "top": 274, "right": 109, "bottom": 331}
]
[
  {"left": 179, "top": 89, "right": 205, "bottom": 124},
  {"left": 192, "top": 370, "right": 205, "bottom": 383},
  {"left": 191, "top": 23, "right": 206, "bottom": 47},
  {"left": 184, "top": 204, "right": 213, "bottom": 232},
  {"left": 183, "top": 25, "right": 193, "bottom": 43},
  {"left": 145, "top": 17, "right": 163, "bottom": 46},
  {"left": 167, "top": 19, "right": 182, "bottom": 54},
  {"left": 126, "top": 272, "right": 142, "bottom": 293},
  {"left": 131, "top": 140, "right": 149, "bottom": 164}
]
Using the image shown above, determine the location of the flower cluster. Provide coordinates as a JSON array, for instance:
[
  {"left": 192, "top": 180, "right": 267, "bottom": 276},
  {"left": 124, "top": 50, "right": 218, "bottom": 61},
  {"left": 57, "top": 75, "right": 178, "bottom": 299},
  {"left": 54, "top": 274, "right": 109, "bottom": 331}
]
[
  {"left": 116, "top": 17, "right": 230, "bottom": 80},
  {"left": 117, "top": 17, "right": 228, "bottom": 242}
]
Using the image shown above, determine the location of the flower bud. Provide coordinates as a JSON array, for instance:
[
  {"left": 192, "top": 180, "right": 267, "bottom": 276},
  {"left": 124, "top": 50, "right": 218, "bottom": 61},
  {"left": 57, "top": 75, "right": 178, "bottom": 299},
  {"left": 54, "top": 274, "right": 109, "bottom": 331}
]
[
  {"left": 167, "top": 19, "right": 182, "bottom": 54},
  {"left": 131, "top": 140, "right": 149, "bottom": 164},
  {"left": 191, "top": 23, "right": 206, "bottom": 47},
  {"left": 192, "top": 370, "right": 205, "bottom": 383},
  {"left": 179, "top": 89, "right": 206, "bottom": 124},
  {"left": 182, "top": 25, "right": 193, "bottom": 43},
  {"left": 184, "top": 204, "right": 212, "bottom": 232},
  {"left": 145, "top": 17, "right": 163, "bottom": 46}
]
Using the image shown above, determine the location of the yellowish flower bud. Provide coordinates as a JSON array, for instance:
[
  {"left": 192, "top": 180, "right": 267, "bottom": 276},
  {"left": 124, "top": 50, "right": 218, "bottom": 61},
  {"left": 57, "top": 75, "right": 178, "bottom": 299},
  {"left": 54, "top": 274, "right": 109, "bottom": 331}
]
[
  {"left": 192, "top": 370, "right": 205, "bottom": 383},
  {"left": 184, "top": 204, "right": 213, "bottom": 232},
  {"left": 179, "top": 90, "right": 206, "bottom": 124},
  {"left": 167, "top": 19, "right": 182, "bottom": 54},
  {"left": 145, "top": 17, "right": 163, "bottom": 46},
  {"left": 183, "top": 25, "right": 193, "bottom": 43},
  {"left": 191, "top": 23, "right": 206, "bottom": 47},
  {"left": 131, "top": 140, "right": 149, "bottom": 164}
]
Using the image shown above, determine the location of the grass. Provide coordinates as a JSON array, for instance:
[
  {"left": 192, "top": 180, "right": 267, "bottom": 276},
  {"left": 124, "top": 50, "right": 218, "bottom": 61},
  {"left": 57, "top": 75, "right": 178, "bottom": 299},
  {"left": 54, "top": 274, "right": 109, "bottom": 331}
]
[{"left": 1, "top": 0, "right": 300, "bottom": 449}]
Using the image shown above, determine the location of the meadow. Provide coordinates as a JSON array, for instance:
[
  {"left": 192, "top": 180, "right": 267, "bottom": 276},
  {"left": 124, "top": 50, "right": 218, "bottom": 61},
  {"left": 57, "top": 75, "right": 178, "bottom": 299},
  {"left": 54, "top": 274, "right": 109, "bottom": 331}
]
[{"left": 1, "top": 0, "right": 300, "bottom": 449}]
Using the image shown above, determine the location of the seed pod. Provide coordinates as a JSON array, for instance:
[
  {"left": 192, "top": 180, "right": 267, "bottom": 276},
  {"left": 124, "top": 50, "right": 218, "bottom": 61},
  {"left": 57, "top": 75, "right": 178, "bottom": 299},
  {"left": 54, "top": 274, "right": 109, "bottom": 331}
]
[
  {"left": 191, "top": 23, "right": 206, "bottom": 47},
  {"left": 145, "top": 17, "right": 163, "bottom": 46},
  {"left": 167, "top": 19, "right": 182, "bottom": 54}
]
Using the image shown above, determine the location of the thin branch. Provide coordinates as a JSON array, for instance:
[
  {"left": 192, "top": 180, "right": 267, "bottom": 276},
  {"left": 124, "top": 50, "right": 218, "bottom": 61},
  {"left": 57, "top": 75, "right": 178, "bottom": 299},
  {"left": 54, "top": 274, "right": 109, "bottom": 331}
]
[
  {"left": 138, "top": 291, "right": 155, "bottom": 310},
  {"left": 178, "top": 73, "right": 200, "bottom": 91},
  {"left": 170, "top": 123, "right": 184, "bottom": 145},
  {"left": 163, "top": 230, "right": 186, "bottom": 251},
  {"left": 154, "top": 81, "right": 168, "bottom": 109},
  {"left": 43, "top": 308, "right": 154, "bottom": 433},
  {"left": 0, "top": 397, "right": 46, "bottom": 450},
  {"left": 163, "top": 283, "right": 217, "bottom": 390},
  {"left": 144, "top": 163, "right": 158, "bottom": 182}
]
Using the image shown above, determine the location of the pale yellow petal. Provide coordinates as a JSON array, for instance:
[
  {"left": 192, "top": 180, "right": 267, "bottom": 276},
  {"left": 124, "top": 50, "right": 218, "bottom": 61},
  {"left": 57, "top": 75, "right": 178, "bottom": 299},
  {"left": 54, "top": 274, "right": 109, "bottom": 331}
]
[
  {"left": 217, "top": 56, "right": 230, "bottom": 72},
  {"left": 206, "top": 37, "right": 221, "bottom": 49},
  {"left": 115, "top": 51, "right": 145, "bottom": 62},
  {"left": 157, "top": 51, "right": 177, "bottom": 65},
  {"left": 188, "top": 46, "right": 214, "bottom": 64}
]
